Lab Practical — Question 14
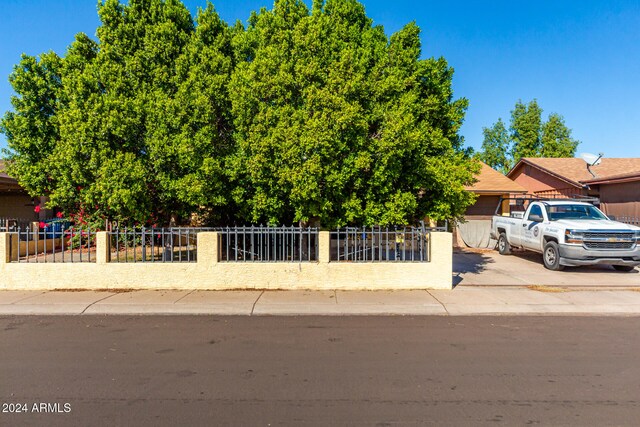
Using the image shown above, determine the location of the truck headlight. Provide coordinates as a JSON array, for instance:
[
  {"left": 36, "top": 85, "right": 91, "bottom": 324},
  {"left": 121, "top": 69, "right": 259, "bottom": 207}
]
[
  {"left": 635, "top": 231, "right": 640, "bottom": 242},
  {"left": 565, "top": 229, "right": 584, "bottom": 244}
]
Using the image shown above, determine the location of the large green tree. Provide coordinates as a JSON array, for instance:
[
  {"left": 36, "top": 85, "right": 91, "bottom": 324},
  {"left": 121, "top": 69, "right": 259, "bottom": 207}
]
[
  {"left": 0, "top": 51, "right": 63, "bottom": 199},
  {"left": 478, "top": 118, "right": 510, "bottom": 174},
  {"left": 479, "top": 99, "right": 580, "bottom": 173},
  {"left": 2, "top": 0, "right": 235, "bottom": 224},
  {"left": 2, "top": 0, "right": 477, "bottom": 227},
  {"left": 228, "top": 0, "right": 477, "bottom": 227}
]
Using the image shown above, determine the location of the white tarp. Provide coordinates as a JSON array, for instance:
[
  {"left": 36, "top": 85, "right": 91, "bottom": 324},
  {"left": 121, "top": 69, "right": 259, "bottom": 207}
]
[{"left": 457, "top": 219, "right": 496, "bottom": 249}]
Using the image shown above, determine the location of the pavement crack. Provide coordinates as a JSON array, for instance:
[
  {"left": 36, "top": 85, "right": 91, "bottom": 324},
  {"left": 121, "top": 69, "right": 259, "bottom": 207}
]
[
  {"left": 173, "top": 289, "right": 195, "bottom": 304},
  {"left": 334, "top": 290, "right": 338, "bottom": 304},
  {"left": 10, "top": 291, "right": 48, "bottom": 304},
  {"left": 426, "top": 290, "right": 449, "bottom": 315},
  {"left": 251, "top": 291, "right": 265, "bottom": 316},
  {"left": 80, "top": 293, "right": 118, "bottom": 315}
]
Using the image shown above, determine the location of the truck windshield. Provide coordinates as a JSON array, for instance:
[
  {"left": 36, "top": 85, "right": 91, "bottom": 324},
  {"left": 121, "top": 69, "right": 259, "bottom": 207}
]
[{"left": 546, "top": 204, "right": 608, "bottom": 221}]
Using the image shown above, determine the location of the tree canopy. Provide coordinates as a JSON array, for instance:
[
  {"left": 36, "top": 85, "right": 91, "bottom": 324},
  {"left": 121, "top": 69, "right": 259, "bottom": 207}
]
[
  {"left": 479, "top": 99, "right": 580, "bottom": 174},
  {"left": 1, "top": 0, "right": 478, "bottom": 227}
]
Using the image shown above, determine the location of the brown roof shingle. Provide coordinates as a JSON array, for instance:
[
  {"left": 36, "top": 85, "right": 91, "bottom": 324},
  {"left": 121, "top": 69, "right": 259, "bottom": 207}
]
[
  {"left": 0, "top": 160, "right": 12, "bottom": 180},
  {"left": 508, "top": 157, "right": 640, "bottom": 186},
  {"left": 466, "top": 162, "right": 527, "bottom": 194}
]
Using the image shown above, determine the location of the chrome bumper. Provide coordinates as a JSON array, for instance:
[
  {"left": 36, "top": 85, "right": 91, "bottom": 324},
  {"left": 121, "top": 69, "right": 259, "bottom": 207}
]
[{"left": 558, "top": 244, "right": 640, "bottom": 267}]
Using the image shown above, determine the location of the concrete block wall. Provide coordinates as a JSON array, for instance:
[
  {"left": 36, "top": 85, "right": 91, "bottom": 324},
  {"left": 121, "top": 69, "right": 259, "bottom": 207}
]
[{"left": 0, "top": 231, "right": 453, "bottom": 290}]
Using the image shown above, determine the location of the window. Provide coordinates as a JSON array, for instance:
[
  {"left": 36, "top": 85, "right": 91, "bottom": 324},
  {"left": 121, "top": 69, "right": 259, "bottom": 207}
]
[
  {"left": 546, "top": 204, "right": 608, "bottom": 221},
  {"left": 528, "top": 204, "right": 543, "bottom": 221}
]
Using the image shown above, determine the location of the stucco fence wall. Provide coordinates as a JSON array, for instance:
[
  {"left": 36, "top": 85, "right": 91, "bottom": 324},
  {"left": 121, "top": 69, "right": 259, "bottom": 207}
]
[{"left": 0, "top": 231, "right": 453, "bottom": 290}]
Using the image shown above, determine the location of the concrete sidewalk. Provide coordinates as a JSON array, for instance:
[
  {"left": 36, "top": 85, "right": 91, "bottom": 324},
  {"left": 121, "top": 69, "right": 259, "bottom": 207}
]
[{"left": 3, "top": 287, "right": 640, "bottom": 316}]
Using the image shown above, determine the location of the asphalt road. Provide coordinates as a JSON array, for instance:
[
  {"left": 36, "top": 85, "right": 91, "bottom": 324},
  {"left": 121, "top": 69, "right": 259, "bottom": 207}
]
[{"left": 2, "top": 316, "right": 640, "bottom": 426}]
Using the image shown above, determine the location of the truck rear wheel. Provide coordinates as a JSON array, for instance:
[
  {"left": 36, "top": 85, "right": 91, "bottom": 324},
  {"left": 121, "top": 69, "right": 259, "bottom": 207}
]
[
  {"left": 613, "top": 265, "right": 635, "bottom": 272},
  {"left": 543, "top": 241, "right": 564, "bottom": 271},
  {"left": 498, "top": 233, "right": 511, "bottom": 255}
]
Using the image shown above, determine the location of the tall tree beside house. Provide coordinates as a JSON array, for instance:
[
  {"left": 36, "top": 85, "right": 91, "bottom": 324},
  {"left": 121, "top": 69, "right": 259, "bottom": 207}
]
[
  {"left": 1, "top": 0, "right": 477, "bottom": 226},
  {"left": 478, "top": 118, "right": 510, "bottom": 175},
  {"left": 540, "top": 113, "right": 580, "bottom": 158},
  {"left": 480, "top": 99, "right": 580, "bottom": 173},
  {"left": 510, "top": 99, "right": 543, "bottom": 162},
  {"left": 1, "top": 0, "right": 235, "bottom": 224},
  {"left": 148, "top": 3, "right": 237, "bottom": 224},
  {"left": 228, "top": 0, "right": 477, "bottom": 227},
  {"left": 0, "top": 51, "right": 63, "bottom": 199}
]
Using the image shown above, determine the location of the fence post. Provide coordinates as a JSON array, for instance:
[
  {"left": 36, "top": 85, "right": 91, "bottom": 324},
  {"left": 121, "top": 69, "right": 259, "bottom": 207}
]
[
  {"left": 197, "top": 232, "right": 219, "bottom": 266},
  {"left": 0, "top": 233, "right": 9, "bottom": 265},
  {"left": 319, "top": 231, "right": 330, "bottom": 263},
  {"left": 96, "top": 231, "right": 110, "bottom": 264},
  {"left": 428, "top": 231, "right": 453, "bottom": 289}
]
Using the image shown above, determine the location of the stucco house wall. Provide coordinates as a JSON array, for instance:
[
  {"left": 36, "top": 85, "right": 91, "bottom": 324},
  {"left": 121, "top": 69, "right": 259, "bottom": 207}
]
[
  {"left": 597, "top": 181, "right": 640, "bottom": 219},
  {"left": 0, "top": 194, "right": 38, "bottom": 219}
]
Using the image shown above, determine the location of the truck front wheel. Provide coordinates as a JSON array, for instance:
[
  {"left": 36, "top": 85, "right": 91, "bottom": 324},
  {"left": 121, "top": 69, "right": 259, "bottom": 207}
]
[
  {"left": 543, "top": 241, "right": 564, "bottom": 271},
  {"left": 498, "top": 233, "right": 511, "bottom": 255}
]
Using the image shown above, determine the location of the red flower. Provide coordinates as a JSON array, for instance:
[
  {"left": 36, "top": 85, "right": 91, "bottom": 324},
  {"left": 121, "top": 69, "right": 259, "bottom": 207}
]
[
  {"left": 34, "top": 205, "right": 41, "bottom": 213},
  {"left": 56, "top": 211, "right": 64, "bottom": 218},
  {"left": 39, "top": 222, "right": 46, "bottom": 229}
]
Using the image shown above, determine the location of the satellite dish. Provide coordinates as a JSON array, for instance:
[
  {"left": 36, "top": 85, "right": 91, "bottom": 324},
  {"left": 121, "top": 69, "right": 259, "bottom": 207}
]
[{"left": 579, "top": 152, "right": 603, "bottom": 166}]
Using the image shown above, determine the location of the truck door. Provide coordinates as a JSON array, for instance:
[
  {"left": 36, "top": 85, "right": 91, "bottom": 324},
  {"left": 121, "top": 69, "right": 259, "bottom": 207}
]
[{"left": 522, "top": 204, "right": 544, "bottom": 251}]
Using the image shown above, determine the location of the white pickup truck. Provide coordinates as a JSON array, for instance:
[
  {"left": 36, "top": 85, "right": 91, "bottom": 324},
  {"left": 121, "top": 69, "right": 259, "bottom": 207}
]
[{"left": 490, "top": 199, "right": 640, "bottom": 271}]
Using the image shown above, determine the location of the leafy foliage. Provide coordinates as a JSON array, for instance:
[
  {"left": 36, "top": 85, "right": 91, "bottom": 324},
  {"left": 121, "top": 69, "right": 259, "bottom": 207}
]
[
  {"left": 479, "top": 99, "right": 580, "bottom": 173},
  {"left": 2, "top": 0, "right": 477, "bottom": 227},
  {"left": 478, "top": 118, "right": 510, "bottom": 175}
]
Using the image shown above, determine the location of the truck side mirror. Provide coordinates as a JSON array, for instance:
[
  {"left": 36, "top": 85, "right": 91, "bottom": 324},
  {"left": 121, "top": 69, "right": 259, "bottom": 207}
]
[
  {"left": 608, "top": 215, "right": 616, "bottom": 221},
  {"left": 529, "top": 214, "right": 544, "bottom": 223}
]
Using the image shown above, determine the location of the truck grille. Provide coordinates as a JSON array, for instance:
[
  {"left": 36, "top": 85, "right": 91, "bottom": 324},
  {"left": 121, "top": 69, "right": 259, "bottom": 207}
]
[
  {"left": 584, "top": 242, "right": 635, "bottom": 250},
  {"left": 583, "top": 232, "right": 634, "bottom": 240}
]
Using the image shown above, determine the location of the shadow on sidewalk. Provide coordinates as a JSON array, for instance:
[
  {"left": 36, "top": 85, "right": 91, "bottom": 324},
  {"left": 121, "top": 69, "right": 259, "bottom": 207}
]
[{"left": 452, "top": 249, "right": 494, "bottom": 287}]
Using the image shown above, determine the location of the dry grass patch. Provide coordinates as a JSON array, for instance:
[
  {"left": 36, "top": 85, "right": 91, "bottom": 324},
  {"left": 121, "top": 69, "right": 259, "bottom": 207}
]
[
  {"left": 453, "top": 247, "right": 496, "bottom": 254},
  {"left": 527, "top": 285, "right": 569, "bottom": 293},
  {"left": 53, "top": 288, "right": 134, "bottom": 293}
]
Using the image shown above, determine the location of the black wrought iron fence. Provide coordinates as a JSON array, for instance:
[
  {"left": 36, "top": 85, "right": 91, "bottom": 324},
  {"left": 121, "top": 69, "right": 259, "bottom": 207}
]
[
  {"left": 1, "top": 218, "right": 33, "bottom": 232},
  {"left": 108, "top": 227, "right": 204, "bottom": 263},
  {"left": 218, "top": 226, "right": 318, "bottom": 262},
  {"left": 8, "top": 226, "right": 96, "bottom": 263},
  {"left": 330, "top": 225, "right": 434, "bottom": 262}
]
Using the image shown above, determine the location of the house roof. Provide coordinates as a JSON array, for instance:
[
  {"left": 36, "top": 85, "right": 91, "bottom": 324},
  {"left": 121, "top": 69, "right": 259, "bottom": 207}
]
[
  {"left": 508, "top": 157, "right": 640, "bottom": 187},
  {"left": 0, "top": 160, "right": 8, "bottom": 178},
  {"left": 583, "top": 171, "right": 640, "bottom": 185},
  {"left": 465, "top": 161, "right": 527, "bottom": 194},
  {"left": 0, "top": 160, "right": 24, "bottom": 192}
]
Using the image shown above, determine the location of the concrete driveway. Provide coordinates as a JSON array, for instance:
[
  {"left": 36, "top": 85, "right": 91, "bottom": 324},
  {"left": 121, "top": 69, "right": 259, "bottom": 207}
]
[{"left": 454, "top": 248, "right": 640, "bottom": 287}]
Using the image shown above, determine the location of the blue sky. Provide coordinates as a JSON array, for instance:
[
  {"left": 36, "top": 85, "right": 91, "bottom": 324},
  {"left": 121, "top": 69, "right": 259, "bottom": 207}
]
[{"left": 1, "top": 0, "right": 639, "bottom": 158}]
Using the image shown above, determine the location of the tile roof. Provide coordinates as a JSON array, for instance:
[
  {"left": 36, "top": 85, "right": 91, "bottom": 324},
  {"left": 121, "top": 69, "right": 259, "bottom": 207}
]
[
  {"left": 0, "top": 160, "right": 24, "bottom": 191},
  {"left": 508, "top": 157, "right": 640, "bottom": 186},
  {"left": 466, "top": 161, "right": 527, "bottom": 193},
  {"left": 583, "top": 171, "right": 640, "bottom": 184},
  {"left": 0, "top": 160, "right": 12, "bottom": 180}
]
